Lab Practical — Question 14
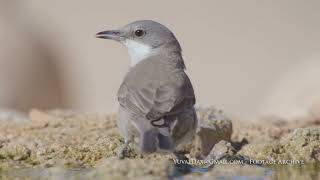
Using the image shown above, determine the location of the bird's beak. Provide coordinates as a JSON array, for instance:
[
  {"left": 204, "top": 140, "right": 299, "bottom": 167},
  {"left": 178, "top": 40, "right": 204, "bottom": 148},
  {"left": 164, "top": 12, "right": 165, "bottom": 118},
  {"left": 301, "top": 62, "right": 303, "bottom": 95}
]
[{"left": 96, "top": 30, "right": 122, "bottom": 41}]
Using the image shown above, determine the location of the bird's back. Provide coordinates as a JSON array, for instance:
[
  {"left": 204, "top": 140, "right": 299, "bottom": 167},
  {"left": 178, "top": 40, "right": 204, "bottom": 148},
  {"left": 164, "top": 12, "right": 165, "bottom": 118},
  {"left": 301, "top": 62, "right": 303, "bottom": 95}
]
[{"left": 118, "top": 53, "right": 195, "bottom": 116}]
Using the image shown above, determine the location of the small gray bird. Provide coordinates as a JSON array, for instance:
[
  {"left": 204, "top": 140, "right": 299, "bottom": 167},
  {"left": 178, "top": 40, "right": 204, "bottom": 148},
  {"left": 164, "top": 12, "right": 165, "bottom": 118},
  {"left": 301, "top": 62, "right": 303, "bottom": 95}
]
[{"left": 96, "top": 20, "right": 197, "bottom": 158}]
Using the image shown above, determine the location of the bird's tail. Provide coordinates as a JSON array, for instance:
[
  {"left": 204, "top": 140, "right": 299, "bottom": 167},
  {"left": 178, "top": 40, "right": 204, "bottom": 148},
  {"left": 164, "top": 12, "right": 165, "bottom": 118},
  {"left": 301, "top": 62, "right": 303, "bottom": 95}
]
[{"left": 140, "top": 129, "right": 174, "bottom": 154}]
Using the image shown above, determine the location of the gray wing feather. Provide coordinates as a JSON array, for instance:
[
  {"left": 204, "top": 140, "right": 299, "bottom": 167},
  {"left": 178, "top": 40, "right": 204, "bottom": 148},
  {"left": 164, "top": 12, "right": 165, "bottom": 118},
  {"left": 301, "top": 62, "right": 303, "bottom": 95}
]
[{"left": 118, "top": 77, "right": 194, "bottom": 120}]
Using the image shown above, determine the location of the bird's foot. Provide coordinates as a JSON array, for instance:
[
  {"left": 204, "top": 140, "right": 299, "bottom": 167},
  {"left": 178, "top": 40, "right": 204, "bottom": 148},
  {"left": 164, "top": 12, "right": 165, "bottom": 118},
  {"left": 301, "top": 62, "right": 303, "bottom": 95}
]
[{"left": 117, "top": 144, "right": 132, "bottom": 159}]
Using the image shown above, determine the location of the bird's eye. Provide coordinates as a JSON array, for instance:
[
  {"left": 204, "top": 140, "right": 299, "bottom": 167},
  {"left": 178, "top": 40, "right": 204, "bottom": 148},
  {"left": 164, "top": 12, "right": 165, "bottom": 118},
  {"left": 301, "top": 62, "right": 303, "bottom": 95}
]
[{"left": 134, "top": 29, "right": 145, "bottom": 37}]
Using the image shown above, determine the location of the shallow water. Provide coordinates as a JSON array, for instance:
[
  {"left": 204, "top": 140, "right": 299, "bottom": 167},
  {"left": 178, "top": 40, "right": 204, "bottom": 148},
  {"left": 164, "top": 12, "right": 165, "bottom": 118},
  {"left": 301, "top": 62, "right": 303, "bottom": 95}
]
[
  {"left": 1, "top": 163, "right": 319, "bottom": 180},
  {"left": 269, "top": 163, "right": 320, "bottom": 180}
]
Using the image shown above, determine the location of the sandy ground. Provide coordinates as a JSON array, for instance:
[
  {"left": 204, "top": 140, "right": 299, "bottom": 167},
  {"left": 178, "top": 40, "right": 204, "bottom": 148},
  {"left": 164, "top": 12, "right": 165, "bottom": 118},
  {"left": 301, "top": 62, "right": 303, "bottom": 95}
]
[{"left": 0, "top": 107, "right": 319, "bottom": 179}]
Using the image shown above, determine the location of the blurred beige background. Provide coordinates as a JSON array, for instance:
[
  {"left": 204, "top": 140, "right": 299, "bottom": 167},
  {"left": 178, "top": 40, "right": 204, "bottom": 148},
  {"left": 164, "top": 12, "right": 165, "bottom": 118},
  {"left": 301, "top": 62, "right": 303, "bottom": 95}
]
[{"left": 1, "top": 0, "right": 320, "bottom": 120}]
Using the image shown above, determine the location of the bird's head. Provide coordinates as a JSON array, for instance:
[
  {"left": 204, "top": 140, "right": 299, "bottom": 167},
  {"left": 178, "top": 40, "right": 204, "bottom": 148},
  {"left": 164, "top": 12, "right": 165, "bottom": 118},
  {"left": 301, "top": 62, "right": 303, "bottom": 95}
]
[{"left": 96, "top": 20, "right": 181, "bottom": 66}]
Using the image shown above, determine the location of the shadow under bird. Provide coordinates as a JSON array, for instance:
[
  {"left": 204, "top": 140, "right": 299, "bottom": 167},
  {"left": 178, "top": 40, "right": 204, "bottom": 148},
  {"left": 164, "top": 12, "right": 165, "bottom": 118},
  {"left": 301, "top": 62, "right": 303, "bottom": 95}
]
[{"left": 96, "top": 20, "right": 197, "bottom": 159}]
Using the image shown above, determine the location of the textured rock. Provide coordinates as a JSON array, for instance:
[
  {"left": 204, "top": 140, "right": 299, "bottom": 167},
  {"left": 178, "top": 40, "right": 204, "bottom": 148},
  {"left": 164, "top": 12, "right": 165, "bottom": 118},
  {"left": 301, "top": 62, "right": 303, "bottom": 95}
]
[
  {"left": 279, "top": 127, "right": 320, "bottom": 162},
  {"left": 0, "top": 108, "right": 320, "bottom": 179},
  {"left": 205, "top": 140, "right": 236, "bottom": 161},
  {"left": 239, "top": 127, "right": 320, "bottom": 162},
  {"left": 0, "top": 109, "right": 122, "bottom": 170},
  {"left": 192, "top": 107, "right": 233, "bottom": 158}
]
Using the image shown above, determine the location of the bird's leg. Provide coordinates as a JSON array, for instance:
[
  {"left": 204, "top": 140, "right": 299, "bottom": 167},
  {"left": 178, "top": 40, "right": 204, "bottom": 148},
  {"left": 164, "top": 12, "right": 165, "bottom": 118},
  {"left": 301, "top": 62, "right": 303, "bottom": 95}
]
[{"left": 117, "top": 139, "right": 132, "bottom": 159}]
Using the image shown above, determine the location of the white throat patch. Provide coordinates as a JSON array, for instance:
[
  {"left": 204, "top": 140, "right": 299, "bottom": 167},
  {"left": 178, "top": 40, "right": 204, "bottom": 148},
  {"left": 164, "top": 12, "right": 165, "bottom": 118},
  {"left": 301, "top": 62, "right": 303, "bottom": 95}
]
[{"left": 123, "top": 40, "right": 154, "bottom": 66}]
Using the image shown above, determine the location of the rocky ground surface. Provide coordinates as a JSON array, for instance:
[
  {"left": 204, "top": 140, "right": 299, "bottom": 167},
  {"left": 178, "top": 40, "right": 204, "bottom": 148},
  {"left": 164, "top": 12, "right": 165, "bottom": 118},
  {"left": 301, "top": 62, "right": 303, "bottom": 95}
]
[{"left": 0, "top": 107, "right": 319, "bottom": 179}]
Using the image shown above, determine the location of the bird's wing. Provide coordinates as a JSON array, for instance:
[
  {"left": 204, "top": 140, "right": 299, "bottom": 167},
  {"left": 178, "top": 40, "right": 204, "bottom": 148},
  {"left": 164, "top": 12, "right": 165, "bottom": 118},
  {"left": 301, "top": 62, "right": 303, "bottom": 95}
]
[
  {"left": 118, "top": 82, "right": 154, "bottom": 115},
  {"left": 146, "top": 79, "right": 195, "bottom": 120},
  {"left": 118, "top": 72, "right": 195, "bottom": 120}
]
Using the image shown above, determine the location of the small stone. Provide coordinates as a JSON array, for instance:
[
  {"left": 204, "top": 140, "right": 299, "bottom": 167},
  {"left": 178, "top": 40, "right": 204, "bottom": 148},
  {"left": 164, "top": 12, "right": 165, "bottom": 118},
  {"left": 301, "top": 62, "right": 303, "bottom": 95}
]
[
  {"left": 13, "top": 146, "right": 31, "bottom": 161},
  {"left": 44, "top": 159, "right": 55, "bottom": 168},
  {"left": 205, "top": 140, "right": 236, "bottom": 161},
  {"left": 108, "top": 143, "right": 117, "bottom": 151},
  {"left": 29, "top": 109, "right": 54, "bottom": 128},
  {"left": 192, "top": 106, "right": 233, "bottom": 158}
]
